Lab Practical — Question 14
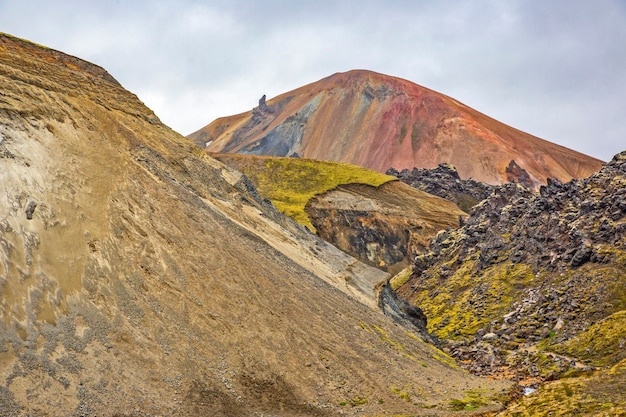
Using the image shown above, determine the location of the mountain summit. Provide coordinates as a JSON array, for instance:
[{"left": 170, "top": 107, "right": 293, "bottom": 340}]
[{"left": 190, "top": 70, "right": 602, "bottom": 188}]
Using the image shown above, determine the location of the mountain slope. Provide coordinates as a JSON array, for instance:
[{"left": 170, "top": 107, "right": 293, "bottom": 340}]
[
  {"left": 305, "top": 181, "right": 466, "bottom": 272},
  {"left": 190, "top": 70, "right": 603, "bottom": 188},
  {"left": 0, "top": 34, "right": 509, "bottom": 416},
  {"left": 211, "top": 154, "right": 465, "bottom": 273},
  {"left": 396, "top": 151, "right": 626, "bottom": 411}
]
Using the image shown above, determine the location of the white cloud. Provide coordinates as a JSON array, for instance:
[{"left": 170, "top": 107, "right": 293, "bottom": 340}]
[{"left": 0, "top": 0, "right": 624, "bottom": 160}]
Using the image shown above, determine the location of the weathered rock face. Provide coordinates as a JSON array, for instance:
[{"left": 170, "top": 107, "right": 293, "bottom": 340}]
[
  {"left": 397, "top": 151, "right": 626, "bottom": 386},
  {"left": 387, "top": 163, "right": 496, "bottom": 212},
  {"left": 305, "top": 181, "right": 466, "bottom": 272},
  {"left": 190, "top": 70, "right": 603, "bottom": 188},
  {"left": 0, "top": 34, "right": 510, "bottom": 416}
]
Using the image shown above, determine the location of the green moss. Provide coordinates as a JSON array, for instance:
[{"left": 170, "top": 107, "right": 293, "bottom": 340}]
[
  {"left": 499, "top": 360, "right": 626, "bottom": 416},
  {"left": 390, "top": 267, "right": 412, "bottom": 290},
  {"left": 549, "top": 310, "right": 626, "bottom": 367},
  {"left": 448, "top": 389, "right": 489, "bottom": 411},
  {"left": 390, "top": 386, "right": 412, "bottom": 402},
  {"left": 370, "top": 324, "right": 425, "bottom": 365},
  {"left": 415, "top": 258, "right": 535, "bottom": 338},
  {"left": 216, "top": 155, "right": 395, "bottom": 231}
]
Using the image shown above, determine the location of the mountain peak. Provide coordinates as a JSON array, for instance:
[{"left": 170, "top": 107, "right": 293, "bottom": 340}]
[{"left": 190, "top": 70, "right": 603, "bottom": 188}]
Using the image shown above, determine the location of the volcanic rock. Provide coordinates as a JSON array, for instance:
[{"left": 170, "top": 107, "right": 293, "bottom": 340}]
[
  {"left": 397, "top": 150, "right": 626, "bottom": 390},
  {"left": 387, "top": 163, "right": 496, "bottom": 212},
  {"left": 305, "top": 181, "right": 466, "bottom": 272}
]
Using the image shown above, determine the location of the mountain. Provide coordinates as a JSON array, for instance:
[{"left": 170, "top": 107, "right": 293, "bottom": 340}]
[
  {"left": 396, "top": 152, "right": 626, "bottom": 414},
  {"left": 189, "top": 70, "right": 603, "bottom": 188},
  {"left": 0, "top": 34, "right": 511, "bottom": 416}
]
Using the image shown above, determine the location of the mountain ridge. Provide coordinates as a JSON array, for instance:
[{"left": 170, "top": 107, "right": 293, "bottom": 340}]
[{"left": 190, "top": 69, "right": 603, "bottom": 188}]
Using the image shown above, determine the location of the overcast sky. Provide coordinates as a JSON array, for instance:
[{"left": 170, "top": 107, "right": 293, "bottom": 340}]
[{"left": 1, "top": 0, "right": 624, "bottom": 161}]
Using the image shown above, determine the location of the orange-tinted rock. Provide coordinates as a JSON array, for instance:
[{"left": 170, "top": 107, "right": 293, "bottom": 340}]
[{"left": 190, "top": 70, "right": 603, "bottom": 188}]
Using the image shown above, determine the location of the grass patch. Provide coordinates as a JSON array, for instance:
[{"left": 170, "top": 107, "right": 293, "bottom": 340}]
[
  {"left": 390, "top": 386, "right": 412, "bottom": 402},
  {"left": 448, "top": 389, "right": 489, "bottom": 411}
]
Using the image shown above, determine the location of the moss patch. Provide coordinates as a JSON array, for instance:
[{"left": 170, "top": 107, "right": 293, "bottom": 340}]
[
  {"left": 499, "top": 359, "right": 626, "bottom": 416},
  {"left": 448, "top": 389, "right": 489, "bottom": 411},
  {"left": 390, "top": 267, "right": 412, "bottom": 290},
  {"left": 213, "top": 154, "right": 395, "bottom": 231},
  {"left": 549, "top": 310, "right": 626, "bottom": 367},
  {"left": 414, "top": 258, "right": 535, "bottom": 338}
]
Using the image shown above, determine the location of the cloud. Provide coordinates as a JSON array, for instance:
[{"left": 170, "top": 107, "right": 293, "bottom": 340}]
[{"left": 0, "top": 0, "right": 624, "bottom": 160}]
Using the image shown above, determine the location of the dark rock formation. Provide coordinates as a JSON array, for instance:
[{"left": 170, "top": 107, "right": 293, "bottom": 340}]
[
  {"left": 377, "top": 282, "right": 438, "bottom": 346},
  {"left": 398, "top": 152, "right": 624, "bottom": 382},
  {"left": 258, "top": 94, "right": 269, "bottom": 112},
  {"left": 387, "top": 163, "right": 496, "bottom": 212},
  {"left": 505, "top": 159, "right": 534, "bottom": 189},
  {"left": 305, "top": 181, "right": 466, "bottom": 272}
]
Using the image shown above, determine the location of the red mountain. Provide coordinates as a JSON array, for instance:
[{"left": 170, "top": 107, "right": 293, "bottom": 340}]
[{"left": 189, "top": 70, "right": 603, "bottom": 188}]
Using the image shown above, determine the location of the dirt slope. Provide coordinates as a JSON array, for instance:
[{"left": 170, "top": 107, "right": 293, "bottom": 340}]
[
  {"left": 306, "top": 181, "right": 466, "bottom": 272},
  {"left": 0, "top": 34, "right": 510, "bottom": 416},
  {"left": 190, "top": 70, "right": 603, "bottom": 188}
]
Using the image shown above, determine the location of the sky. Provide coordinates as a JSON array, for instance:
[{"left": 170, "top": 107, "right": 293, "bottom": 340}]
[{"left": 1, "top": 0, "right": 624, "bottom": 161}]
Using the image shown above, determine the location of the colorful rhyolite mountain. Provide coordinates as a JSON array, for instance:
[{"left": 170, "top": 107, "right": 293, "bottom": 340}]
[{"left": 189, "top": 70, "right": 603, "bottom": 188}]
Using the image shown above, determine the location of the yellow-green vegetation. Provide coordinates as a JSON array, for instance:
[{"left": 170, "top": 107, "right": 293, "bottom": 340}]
[
  {"left": 368, "top": 324, "right": 429, "bottom": 368},
  {"left": 215, "top": 155, "right": 395, "bottom": 230},
  {"left": 390, "top": 267, "right": 413, "bottom": 290},
  {"left": 499, "top": 359, "right": 626, "bottom": 416},
  {"left": 390, "top": 386, "right": 413, "bottom": 403},
  {"left": 414, "top": 257, "right": 535, "bottom": 338},
  {"left": 404, "top": 331, "right": 461, "bottom": 369},
  {"left": 339, "top": 397, "right": 368, "bottom": 407},
  {"left": 371, "top": 324, "right": 412, "bottom": 359},
  {"left": 549, "top": 310, "right": 626, "bottom": 367},
  {"left": 448, "top": 389, "right": 490, "bottom": 411}
]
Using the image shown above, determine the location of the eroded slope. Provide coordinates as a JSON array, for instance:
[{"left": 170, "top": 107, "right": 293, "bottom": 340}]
[
  {"left": 306, "top": 181, "right": 466, "bottom": 272},
  {"left": 0, "top": 34, "right": 509, "bottom": 416}
]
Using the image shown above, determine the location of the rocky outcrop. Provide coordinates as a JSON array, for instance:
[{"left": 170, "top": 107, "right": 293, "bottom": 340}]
[
  {"left": 387, "top": 163, "right": 496, "bottom": 212},
  {"left": 190, "top": 70, "right": 603, "bottom": 187},
  {"left": 305, "top": 181, "right": 466, "bottom": 272},
  {"left": 397, "top": 151, "right": 626, "bottom": 386},
  {"left": 505, "top": 160, "right": 534, "bottom": 189},
  {"left": 377, "top": 282, "right": 438, "bottom": 346}
]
